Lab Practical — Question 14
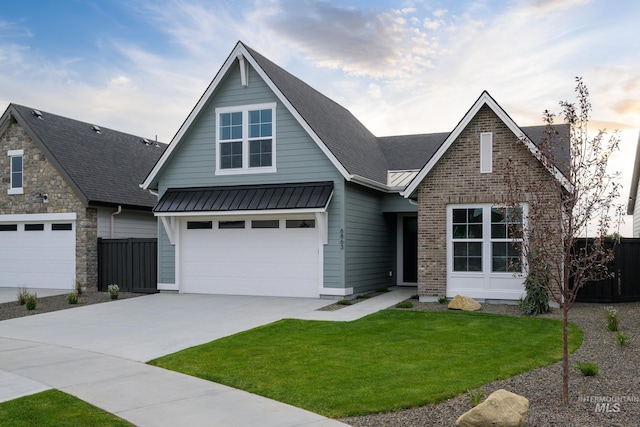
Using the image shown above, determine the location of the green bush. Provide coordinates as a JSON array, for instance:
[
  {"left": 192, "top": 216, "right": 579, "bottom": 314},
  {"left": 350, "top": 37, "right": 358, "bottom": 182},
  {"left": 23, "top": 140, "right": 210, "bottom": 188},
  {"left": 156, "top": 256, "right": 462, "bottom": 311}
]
[
  {"left": 16, "top": 287, "right": 29, "bottom": 305},
  {"left": 395, "top": 301, "right": 413, "bottom": 309},
  {"left": 616, "top": 332, "right": 627, "bottom": 347},
  {"left": 108, "top": 284, "right": 119, "bottom": 300},
  {"left": 67, "top": 291, "right": 79, "bottom": 305},
  {"left": 25, "top": 292, "right": 37, "bottom": 310},
  {"left": 520, "top": 276, "right": 550, "bottom": 316},
  {"left": 336, "top": 299, "right": 352, "bottom": 305},
  {"left": 356, "top": 295, "right": 371, "bottom": 300},
  {"left": 467, "top": 388, "right": 486, "bottom": 405},
  {"left": 411, "top": 294, "right": 419, "bottom": 300},
  {"left": 576, "top": 362, "right": 599, "bottom": 376},
  {"left": 604, "top": 306, "right": 619, "bottom": 331},
  {"left": 438, "top": 296, "right": 447, "bottom": 304}
]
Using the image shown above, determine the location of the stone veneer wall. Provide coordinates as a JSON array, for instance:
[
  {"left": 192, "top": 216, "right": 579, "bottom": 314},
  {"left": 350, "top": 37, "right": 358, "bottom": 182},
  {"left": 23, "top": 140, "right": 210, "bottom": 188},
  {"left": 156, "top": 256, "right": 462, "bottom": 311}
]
[
  {"left": 0, "top": 121, "right": 98, "bottom": 289},
  {"left": 416, "top": 105, "right": 560, "bottom": 297}
]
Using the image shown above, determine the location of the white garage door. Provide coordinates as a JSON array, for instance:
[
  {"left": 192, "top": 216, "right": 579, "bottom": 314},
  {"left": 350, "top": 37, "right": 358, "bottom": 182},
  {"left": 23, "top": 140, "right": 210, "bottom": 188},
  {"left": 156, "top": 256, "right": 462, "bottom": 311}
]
[
  {"left": 180, "top": 217, "right": 320, "bottom": 297},
  {"left": 0, "top": 215, "right": 76, "bottom": 290}
]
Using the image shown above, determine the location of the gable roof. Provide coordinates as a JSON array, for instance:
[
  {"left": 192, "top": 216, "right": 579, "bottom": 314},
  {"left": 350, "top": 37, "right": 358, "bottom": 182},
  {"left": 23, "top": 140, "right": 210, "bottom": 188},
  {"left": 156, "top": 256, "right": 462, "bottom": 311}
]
[
  {"left": 1, "top": 104, "right": 167, "bottom": 209},
  {"left": 402, "top": 91, "right": 573, "bottom": 197},
  {"left": 142, "top": 41, "right": 388, "bottom": 190}
]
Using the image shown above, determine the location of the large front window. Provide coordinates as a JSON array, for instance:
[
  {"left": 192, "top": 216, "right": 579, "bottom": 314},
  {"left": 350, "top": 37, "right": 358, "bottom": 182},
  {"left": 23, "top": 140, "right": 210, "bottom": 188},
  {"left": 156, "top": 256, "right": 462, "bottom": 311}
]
[
  {"left": 216, "top": 103, "right": 276, "bottom": 174},
  {"left": 450, "top": 205, "right": 524, "bottom": 273}
]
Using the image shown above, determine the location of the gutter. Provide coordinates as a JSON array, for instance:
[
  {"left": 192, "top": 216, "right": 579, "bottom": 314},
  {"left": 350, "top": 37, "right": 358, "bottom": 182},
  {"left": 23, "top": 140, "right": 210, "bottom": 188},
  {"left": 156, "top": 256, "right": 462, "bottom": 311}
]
[{"left": 110, "top": 205, "right": 122, "bottom": 239}]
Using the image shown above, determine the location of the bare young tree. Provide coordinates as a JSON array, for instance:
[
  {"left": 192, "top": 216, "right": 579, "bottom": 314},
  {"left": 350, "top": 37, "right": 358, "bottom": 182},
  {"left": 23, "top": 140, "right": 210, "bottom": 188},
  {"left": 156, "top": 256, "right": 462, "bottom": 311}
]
[{"left": 505, "top": 78, "right": 623, "bottom": 405}]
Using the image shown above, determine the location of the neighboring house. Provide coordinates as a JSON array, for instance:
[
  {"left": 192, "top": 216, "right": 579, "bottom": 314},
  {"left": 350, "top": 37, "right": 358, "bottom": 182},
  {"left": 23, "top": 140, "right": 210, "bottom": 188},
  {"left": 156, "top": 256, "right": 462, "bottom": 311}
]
[
  {"left": 142, "top": 41, "right": 569, "bottom": 301},
  {"left": 627, "top": 133, "right": 640, "bottom": 236},
  {"left": 0, "top": 104, "right": 167, "bottom": 290}
]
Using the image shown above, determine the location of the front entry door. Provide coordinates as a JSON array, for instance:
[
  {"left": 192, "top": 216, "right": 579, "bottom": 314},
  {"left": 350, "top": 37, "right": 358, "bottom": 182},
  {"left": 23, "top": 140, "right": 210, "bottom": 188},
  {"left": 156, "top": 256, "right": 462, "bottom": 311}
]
[{"left": 401, "top": 216, "right": 418, "bottom": 283}]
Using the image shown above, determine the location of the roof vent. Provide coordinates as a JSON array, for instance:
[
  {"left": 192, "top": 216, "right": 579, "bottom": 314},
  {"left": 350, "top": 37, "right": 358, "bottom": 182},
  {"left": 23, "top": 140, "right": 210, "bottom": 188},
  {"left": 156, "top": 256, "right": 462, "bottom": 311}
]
[
  {"left": 142, "top": 138, "right": 151, "bottom": 146},
  {"left": 32, "top": 110, "right": 43, "bottom": 119},
  {"left": 92, "top": 125, "right": 102, "bottom": 134}
]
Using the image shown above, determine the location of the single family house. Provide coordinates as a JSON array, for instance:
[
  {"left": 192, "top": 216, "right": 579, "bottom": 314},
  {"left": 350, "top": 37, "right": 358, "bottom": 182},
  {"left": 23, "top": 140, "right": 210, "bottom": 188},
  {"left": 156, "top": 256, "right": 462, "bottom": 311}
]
[
  {"left": 142, "top": 41, "right": 569, "bottom": 301},
  {"left": 0, "top": 104, "right": 166, "bottom": 290}
]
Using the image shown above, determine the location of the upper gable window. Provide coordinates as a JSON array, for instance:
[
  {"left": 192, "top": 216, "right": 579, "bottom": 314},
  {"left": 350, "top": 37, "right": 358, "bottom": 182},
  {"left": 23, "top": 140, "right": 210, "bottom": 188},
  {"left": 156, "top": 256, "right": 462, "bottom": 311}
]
[
  {"left": 216, "top": 103, "right": 276, "bottom": 175},
  {"left": 8, "top": 149, "right": 24, "bottom": 195}
]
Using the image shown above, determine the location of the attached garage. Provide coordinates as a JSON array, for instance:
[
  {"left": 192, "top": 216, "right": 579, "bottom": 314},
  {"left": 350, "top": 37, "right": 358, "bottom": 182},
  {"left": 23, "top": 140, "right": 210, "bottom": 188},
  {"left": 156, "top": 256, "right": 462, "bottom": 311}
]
[
  {"left": 155, "top": 182, "right": 333, "bottom": 297},
  {"left": 179, "top": 216, "right": 321, "bottom": 297},
  {"left": 0, "top": 213, "right": 76, "bottom": 289}
]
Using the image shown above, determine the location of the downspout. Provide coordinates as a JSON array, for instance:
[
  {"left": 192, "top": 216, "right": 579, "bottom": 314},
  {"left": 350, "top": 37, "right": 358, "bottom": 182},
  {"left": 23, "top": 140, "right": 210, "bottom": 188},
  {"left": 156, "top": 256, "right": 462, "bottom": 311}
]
[{"left": 110, "top": 205, "right": 122, "bottom": 239}]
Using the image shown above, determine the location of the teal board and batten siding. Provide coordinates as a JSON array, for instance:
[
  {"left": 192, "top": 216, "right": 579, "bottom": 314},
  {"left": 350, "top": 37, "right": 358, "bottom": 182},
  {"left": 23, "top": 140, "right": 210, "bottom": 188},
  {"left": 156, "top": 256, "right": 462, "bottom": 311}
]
[
  {"left": 344, "top": 183, "right": 396, "bottom": 293},
  {"left": 155, "top": 62, "right": 346, "bottom": 290}
]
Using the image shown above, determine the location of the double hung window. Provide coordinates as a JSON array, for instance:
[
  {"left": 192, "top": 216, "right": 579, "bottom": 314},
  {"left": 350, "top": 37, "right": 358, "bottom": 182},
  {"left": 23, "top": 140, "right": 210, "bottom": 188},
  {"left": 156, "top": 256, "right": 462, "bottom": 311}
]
[
  {"left": 8, "top": 149, "right": 23, "bottom": 194},
  {"left": 216, "top": 103, "right": 276, "bottom": 174}
]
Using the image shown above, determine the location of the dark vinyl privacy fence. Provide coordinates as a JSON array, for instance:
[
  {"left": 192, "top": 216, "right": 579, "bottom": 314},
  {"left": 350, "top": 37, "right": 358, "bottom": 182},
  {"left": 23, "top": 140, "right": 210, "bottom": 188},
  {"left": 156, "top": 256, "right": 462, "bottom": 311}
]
[
  {"left": 97, "top": 238, "right": 158, "bottom": 293},
  {"left": 575, "top": 238, "right": 640, "bottom": 303}
]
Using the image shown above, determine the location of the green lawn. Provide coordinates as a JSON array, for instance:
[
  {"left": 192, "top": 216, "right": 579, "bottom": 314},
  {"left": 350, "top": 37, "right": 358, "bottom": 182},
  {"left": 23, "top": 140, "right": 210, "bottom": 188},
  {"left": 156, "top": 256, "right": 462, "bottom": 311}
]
[
  {"left": 0, "top": 390, "right": 134, "bottom": 427},
  {"left": 150, "top": 310, "right": 583, "bottom": 418}
]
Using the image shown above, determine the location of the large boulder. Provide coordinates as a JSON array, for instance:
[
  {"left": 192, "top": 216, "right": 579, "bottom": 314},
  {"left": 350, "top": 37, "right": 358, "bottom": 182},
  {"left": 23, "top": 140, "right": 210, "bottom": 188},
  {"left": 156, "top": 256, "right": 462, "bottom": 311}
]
[
  {"left": 456, "top": 389, "right": 529, "bottom": 427},
  {"left": 448, "top": 295, "right": 481, "bottom": 311}
]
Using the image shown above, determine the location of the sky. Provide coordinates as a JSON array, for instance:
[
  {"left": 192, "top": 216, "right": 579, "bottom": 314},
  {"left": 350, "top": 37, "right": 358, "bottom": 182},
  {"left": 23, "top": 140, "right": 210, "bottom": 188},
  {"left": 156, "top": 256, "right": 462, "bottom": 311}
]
[{"left": 1, "top": 0, "right": 638, "bottom": 234}]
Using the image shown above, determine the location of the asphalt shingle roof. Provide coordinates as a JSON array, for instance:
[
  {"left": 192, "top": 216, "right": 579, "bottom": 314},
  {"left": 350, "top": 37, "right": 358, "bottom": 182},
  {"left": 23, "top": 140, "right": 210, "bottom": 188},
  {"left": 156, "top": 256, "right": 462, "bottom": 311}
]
[
  {"left": 6, "top": 104, "right": 167, "bottom": 208},
  {"left": 244, "top": 44, "right": 389, "bottom": 184}
]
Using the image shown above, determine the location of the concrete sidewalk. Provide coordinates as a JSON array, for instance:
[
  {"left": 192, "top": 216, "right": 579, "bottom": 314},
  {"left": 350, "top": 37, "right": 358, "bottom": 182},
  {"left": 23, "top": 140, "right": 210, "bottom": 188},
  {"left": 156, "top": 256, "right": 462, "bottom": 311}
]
[{"left": 0, "top": 287, "right": 414, "bottom": 426}]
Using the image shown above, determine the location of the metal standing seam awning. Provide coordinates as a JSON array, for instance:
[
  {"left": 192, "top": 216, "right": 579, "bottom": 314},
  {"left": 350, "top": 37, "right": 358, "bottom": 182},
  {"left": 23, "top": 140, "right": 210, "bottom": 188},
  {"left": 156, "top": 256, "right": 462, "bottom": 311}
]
[{"left": 154, "top": 181, "right": 334, "bottom": 244}]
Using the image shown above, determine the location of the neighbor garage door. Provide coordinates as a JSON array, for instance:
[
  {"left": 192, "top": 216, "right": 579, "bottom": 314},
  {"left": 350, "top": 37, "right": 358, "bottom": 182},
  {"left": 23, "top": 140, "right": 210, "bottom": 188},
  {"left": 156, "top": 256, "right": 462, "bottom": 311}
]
[
  {"left": 0, "top": 214, "right": 76, "bottom": 289},
  {"left": 180, "top": 216, "right": 320, "bottom": 297}
]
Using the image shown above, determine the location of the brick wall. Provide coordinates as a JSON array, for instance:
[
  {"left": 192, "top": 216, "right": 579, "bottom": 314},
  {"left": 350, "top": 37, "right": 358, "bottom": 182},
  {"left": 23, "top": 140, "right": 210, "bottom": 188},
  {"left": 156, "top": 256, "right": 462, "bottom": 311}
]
[
  {"left": 416, "top": 105, "right": 560, "bottom": 297},
  {"left": 0, "top": 120, "right": 98, "bottom": 289}
]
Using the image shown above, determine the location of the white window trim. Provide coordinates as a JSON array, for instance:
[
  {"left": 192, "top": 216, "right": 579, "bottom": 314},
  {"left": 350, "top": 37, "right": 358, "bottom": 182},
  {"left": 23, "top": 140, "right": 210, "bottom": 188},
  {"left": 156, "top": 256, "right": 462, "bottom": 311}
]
[
  {"left": 480, "top": 132, "right": 492, "bottom": 173},
  {"left": 447, "top": 203, "right": 528, "bottom": 277},
  {"left": 215, "top": 102, "right": 277, "bottom": 175},
  {"left": 8, "top": 149, "right": 24, "bottom": 195}
]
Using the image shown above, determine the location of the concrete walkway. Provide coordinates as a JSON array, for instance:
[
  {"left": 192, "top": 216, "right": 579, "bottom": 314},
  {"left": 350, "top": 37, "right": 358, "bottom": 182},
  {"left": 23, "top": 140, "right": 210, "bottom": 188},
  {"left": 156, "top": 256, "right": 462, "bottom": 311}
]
[{"left": 0, "top": 287, "right": 415, "bottom": 426}]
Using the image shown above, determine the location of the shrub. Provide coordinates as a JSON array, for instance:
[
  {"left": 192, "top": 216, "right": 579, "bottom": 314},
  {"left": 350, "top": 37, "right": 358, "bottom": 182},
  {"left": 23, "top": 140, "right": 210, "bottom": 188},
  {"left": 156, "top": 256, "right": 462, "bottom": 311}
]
[
  {"left": 604, "top": 306, "right": 619, "bottom": 331},
  {"left": 395, "top": 301, "right": 413, "bottom": 309},
  {"left": 376, "top": 288, "right": 390, "bottom": 293},
  {"left": 25, "top": 292, "right": 37, "bottom": 310},
  {"left": 356, "top": 295, "right": 371, "bottom": 300},
  {"left": 520, "top": 273, "right": 550, "bottom": 316},
  {"left": 67, "top": 291, "right": 79, "bottom": 305},
  {"left": 616, "top": 332, "right": 627, "bottom": 347},
  {"left": 467, "top": 389, "right": 486, "bottom": 405},
  {"left": 16, "top": 287, "right": 29, "bottom": 305},
  {"left": 576, "top": 362, "right": 599, "bottom": 376},
  {"left": 336, "top": 299, "right": 352, "bottom": 305},
  {"left": 438, "top": 296, "right": 447, "bottom": 304},
  {"left": 411, "top": 294, "right": 419, "bottom": 300},
  {"left": 108, "top": 284, "right": 120, "bottom": 300}
]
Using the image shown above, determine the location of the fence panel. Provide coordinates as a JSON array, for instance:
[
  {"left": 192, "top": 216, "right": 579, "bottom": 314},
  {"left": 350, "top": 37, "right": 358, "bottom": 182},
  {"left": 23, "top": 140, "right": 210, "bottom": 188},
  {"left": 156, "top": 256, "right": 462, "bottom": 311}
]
[
  {"left": 98, "top": 238, "right": 157, "bottom": 293},
  {"left": 575, "top": 238, "right": 640, "bottom": 303}
]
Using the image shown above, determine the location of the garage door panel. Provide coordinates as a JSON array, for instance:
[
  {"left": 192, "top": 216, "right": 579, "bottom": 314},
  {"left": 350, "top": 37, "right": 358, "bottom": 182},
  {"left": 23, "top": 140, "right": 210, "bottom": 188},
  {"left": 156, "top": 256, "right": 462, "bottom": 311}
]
[
  {"left": 181, "top": 218, "right": 320, "bottom": 297},
  {"left": 0, "top": 221, "right": 75, "bottom": 289}
]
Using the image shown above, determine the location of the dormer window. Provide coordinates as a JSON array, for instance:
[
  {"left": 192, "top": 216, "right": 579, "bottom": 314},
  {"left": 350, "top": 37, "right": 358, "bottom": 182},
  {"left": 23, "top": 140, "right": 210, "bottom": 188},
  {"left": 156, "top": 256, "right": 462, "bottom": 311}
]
[
  {"left": 8, "top": 149, "right": 23, "bottom": 195},
  {"left": 216, "top": 103, "right": 276, "bottom": 175}
]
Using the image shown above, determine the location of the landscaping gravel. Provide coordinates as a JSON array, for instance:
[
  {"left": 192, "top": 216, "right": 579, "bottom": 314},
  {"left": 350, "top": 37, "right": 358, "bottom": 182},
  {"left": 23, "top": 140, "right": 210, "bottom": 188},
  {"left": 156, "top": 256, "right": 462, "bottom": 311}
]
[
  {"left": 341, "top": 301, "right": 640, "bottom": 427},
  {"left": 0, "top": 290, "right": 145, "bottom": 321}
]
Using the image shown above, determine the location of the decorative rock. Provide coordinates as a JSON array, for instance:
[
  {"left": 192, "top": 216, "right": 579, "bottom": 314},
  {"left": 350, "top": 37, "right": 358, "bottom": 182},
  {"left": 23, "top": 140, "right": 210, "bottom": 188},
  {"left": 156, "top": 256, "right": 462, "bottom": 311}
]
[
  {"left": 448, "top": 295, "right": 481, "bottom": 311},
  {"left": 456, "top": 389, "right": 529, "bottom": 427}
]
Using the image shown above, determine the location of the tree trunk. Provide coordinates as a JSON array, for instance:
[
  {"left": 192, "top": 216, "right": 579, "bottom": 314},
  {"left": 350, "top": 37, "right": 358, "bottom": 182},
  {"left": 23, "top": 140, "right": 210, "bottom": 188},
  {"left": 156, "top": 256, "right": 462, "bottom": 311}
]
[{"left": 562, "top": 302, "right": 570, "bottom": 405}]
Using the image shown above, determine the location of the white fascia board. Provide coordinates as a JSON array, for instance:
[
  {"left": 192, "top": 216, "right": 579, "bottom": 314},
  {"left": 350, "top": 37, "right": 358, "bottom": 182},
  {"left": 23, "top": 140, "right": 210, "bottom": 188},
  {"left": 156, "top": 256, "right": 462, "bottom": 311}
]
[
  {"left": 0, "top": 213, "right": 77, "bottom": 222},
  {"left": 240, "top": 46, "right": 352, "bottom": 181},
  {"left": 142, "top": 43, "right": 353, "bottom": 189},
  {"left": 141, "top": 43, "right": 246, "bottom": 190},
  {"left": 403, "top": 91, "right": 572, "bottom": 197},
  {"left": 349, "top": 174, "right": 393, "bottom": 192},
  {"left": 154, "top": 208, "right": 328, "bottom": 217}
]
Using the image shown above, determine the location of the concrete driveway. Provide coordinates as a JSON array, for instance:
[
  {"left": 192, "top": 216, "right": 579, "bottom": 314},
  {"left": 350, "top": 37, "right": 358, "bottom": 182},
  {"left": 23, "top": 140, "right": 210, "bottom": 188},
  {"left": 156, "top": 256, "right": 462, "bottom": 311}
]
[{"left": 0, "top": 288, "right": 415, "bottom": 426}]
